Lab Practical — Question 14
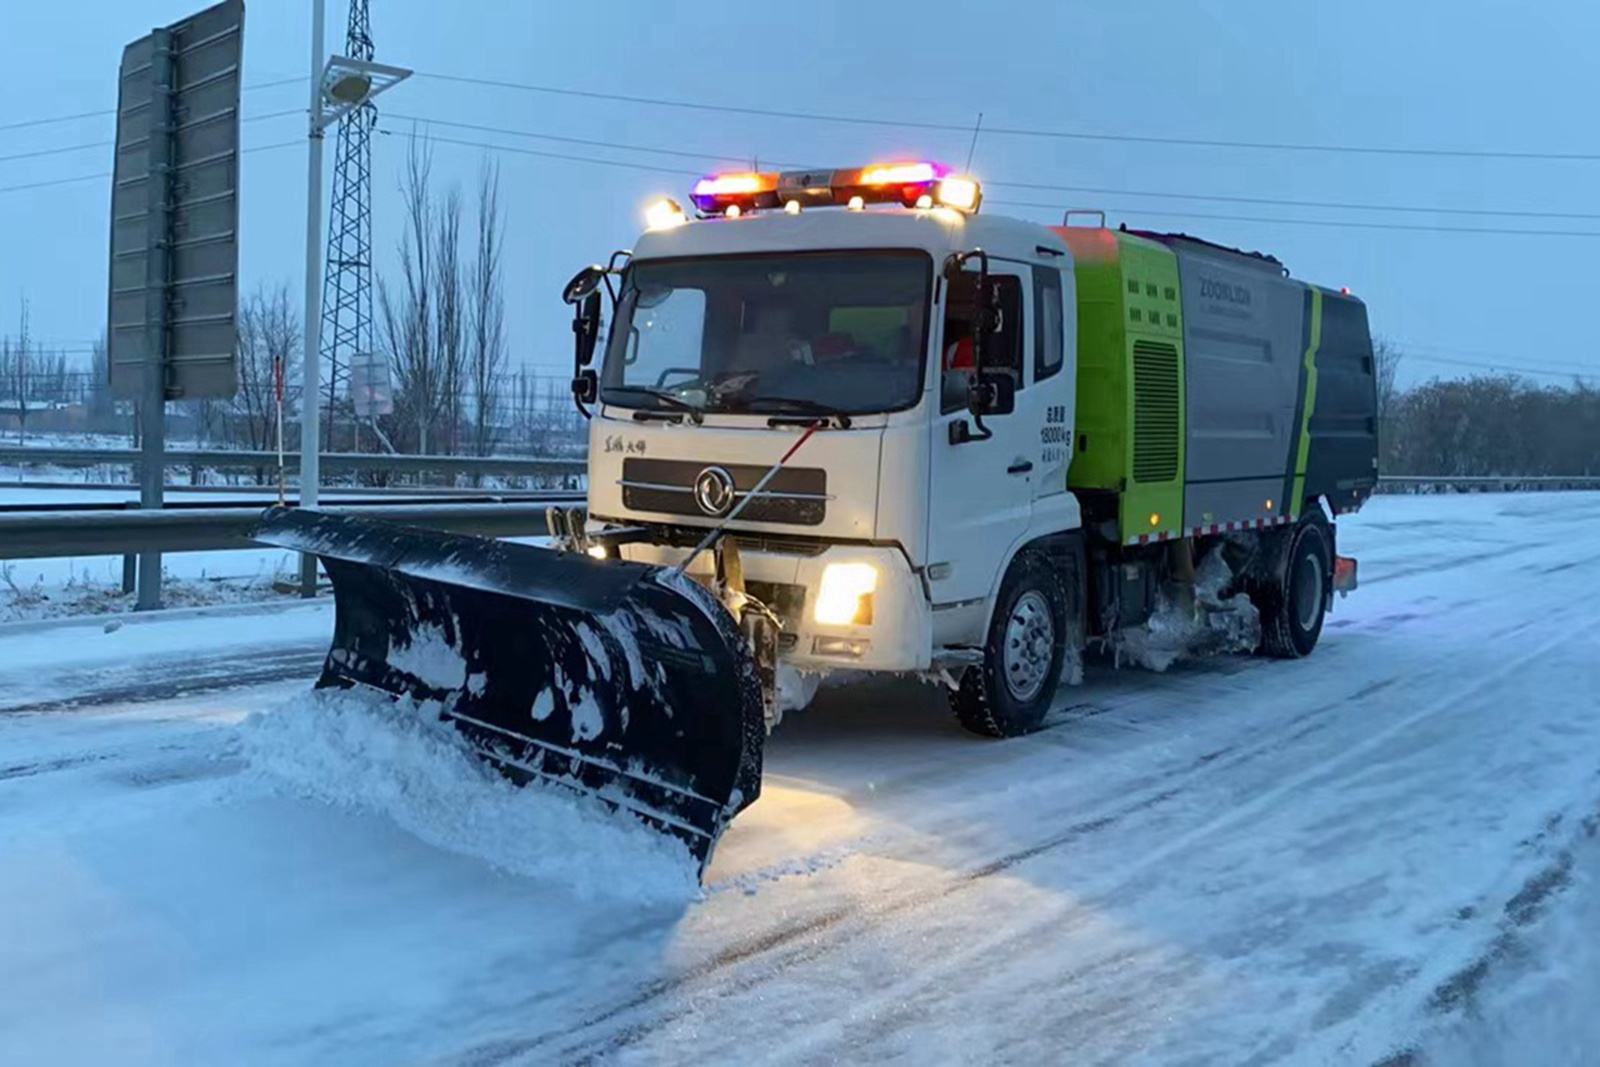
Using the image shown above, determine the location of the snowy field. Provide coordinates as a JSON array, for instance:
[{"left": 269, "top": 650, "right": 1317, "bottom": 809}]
[{"left": 2, "top": 492, "right": 1598, "bottom": 1065}]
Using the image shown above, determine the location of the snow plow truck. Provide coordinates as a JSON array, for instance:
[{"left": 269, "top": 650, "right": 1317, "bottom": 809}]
[{"left": 255, "top": 161, "right": 1378, "bottom": 873}]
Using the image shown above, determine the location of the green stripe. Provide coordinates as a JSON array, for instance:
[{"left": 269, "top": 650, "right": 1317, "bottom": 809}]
[{"left": 1290, "top": 288, "right": 1323, "bottom": 517}]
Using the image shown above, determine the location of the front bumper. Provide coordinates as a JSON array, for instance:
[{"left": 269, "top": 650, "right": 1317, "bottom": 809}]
[{"left": 614, "top": 536, "right": 933, "bottom": 673}]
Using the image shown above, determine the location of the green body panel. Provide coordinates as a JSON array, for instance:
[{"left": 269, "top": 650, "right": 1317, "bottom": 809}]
[
  {"left": 1289, "top": 288, "right": 1324, "bottom": 519},
  {"left": 1057, "top": 228, "right": 1186, "bottom": 544}
]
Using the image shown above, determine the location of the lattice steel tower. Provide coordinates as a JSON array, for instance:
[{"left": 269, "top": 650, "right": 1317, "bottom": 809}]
[{"left": 319, "top": 0, "right": 375, "bottom": 447}]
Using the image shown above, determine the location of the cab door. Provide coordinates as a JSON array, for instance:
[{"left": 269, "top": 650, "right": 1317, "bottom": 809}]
[{"left": 925, "top": 260, "right": 1046, "bottom": 610}]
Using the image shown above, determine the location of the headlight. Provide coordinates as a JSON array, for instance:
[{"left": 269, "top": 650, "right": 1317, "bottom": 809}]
[{"left": 813, "top": 562, "right": 877, "bottom": 626}]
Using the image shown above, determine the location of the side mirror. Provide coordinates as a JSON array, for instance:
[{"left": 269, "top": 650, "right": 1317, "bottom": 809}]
[
  {"left": 563, "top": 265, "right": 607, "bottom": 306},
  {"left": 572, "top": 369, "right": 598, "bottom": 405},
  {"left": 572, "top": 290, "right": 602, "bottom": 369},
  {"left": 969, "top": 371, "right": 1016, "bottom": 417}
]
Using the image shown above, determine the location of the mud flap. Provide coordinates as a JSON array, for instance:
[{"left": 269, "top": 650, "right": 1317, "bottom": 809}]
[
  {"left": 1333, "top": 555, "right": 1359, "bottom": 596},
  {"left": 250, "top": 507, "right": 764, "bottom": 873}
]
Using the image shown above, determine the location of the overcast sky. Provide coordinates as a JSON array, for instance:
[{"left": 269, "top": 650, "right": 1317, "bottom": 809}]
[{"left": 2, "top": 0, "right": 1597, "bottom": 389}]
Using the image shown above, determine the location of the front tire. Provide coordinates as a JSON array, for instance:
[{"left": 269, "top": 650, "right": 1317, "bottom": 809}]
[
  {"left": 1257, "top": 516, "right": 1331, "bottom": 659},
  {"left": 952, "top": 552, "right": 1067, "bottom": 737}
]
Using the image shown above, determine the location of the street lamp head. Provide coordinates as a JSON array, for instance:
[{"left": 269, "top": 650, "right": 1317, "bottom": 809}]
[
  {"left": 315, "top": 55, "right": 412, "bottom": 130},
  {"left": 326, "top": 72, "right": 373, "bottom": 106}
]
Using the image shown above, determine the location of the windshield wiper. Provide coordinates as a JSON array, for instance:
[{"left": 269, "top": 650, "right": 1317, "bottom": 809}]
[
  {"left": 733, "top": 396, "right": 854, "bottom": 429},
  {"left": 603, "top": 386, "right": 704, "bottom": 424}
]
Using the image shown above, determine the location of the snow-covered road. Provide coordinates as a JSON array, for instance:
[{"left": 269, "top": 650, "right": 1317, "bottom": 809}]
[{"left": 2, "top": 493, "right": 1598, "bottom": 1066}]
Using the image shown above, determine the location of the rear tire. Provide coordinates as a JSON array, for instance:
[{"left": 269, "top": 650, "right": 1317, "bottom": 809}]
[
  {"left": 1257, "top": 515, "right": 1331, "bottom": 659},
  {"left": 951, "top": 551, "right": 1067, "bottom": 738}
]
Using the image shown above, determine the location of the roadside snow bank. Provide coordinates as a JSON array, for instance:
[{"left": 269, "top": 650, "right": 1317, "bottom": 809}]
[{"left": 239, "top": 689, "right": 698, "bottom": 903}]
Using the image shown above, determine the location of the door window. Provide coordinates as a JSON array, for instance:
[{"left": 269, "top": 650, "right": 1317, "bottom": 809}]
[
  {"left": 941, "top": 273, "right": 1024, "bottom": 412},
  {"left": 1033, "top": 266, "right": 1064, "bottom": 382}
]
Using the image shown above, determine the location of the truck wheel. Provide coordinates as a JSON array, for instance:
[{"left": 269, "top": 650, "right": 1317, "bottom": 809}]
[
  {"left": 951, "top": 552, "right": 1067, "bottom": 738},
  {"left": 1258, "top": 516, "right": 1331, "bottom": 659}
]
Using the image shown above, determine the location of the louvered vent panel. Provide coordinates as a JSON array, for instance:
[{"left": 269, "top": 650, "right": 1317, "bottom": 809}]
[{"left": 1132, "top": 340, "right": 1180, "bottom": 483}]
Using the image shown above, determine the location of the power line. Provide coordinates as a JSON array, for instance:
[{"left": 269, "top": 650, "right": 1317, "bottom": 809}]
[
  {"left": 989, "top": 179, "right": 1600, "bottom": 222},
  {"left": 373, "top": 126, "right": 703, "bottom": 177},
  {"left": 410, "top": 68, "right": 1600, "bottom": 163},
  {"left": 0, "top": 139, "right": 301, "bottom": 196},
  {"left": 1397, "top": 342, "right": 1600, "bottom": 376},
  {"left": 991, "top": 198, "right": 1600, "bottom": 239},
  {"left": 383, "top": 112, "right": 755, "bottom": 166},
  {"left": 0, "top": 108, "right": 303, "bottom": 167},
  {"left": 0, "top": 75, "right": 305, "bottom": 134},
  {"left": 382, "top": 111, "right": 1600, "bottom": 223},
  {"left": 1403, "top": 352, "right": 1597, "bottom": 382}
]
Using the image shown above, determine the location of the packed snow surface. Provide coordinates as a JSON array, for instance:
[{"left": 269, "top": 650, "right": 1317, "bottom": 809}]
[{"left": 1, "top": 491, "right": 1599, "bottom": 1065}]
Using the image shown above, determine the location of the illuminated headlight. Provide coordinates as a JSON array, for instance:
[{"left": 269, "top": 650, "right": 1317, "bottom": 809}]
[
  {"left": 586, "top": 544, "right": 609, "bottom": 560},
  {"left": 813, "top": 562, "right": 877, "bottom": 625}
]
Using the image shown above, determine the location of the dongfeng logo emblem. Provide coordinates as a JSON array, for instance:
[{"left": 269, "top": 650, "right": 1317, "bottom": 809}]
[{"left": 693, "top": 466, "right": 738, "bottom": 517}]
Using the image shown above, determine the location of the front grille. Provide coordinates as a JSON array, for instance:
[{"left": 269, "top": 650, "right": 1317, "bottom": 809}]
[{"left": 620, "top": 457, "right": 828, "bottom": 526}]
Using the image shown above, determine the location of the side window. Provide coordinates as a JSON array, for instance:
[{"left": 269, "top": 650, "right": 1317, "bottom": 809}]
[
  {"left": 1033, "top": 266, "right": 1064, "bottom": 382},
  {"left": 941, "top": 273, "right": 1024, "bottom": 413}
]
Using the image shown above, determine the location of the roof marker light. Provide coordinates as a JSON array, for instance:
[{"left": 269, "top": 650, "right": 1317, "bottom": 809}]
[
  {"left": 915, "top": 193, "right": 934, "bottom": 209},
  {"left": 693, "top": 172, "right": 769, "bottom": 197},
  {"left": 847, "top": 195, "right": 865, "bottom": 211},
  {"left": 937, "top": 175, "right": 981, "bottom": 212},
  {"left": 725, "top": 204, "right": 742, "bottom": 219},
  {"left": 645, "top": 197, "right": 687, "bottom": 230},
  {"left": 690, "top": 171, "right": 779, "bottom": 213},
  {"left": 784, "top": 199, "right": 801, "bottom": 215},
  {"left": 860, "top": 161, "right": 943, "bottom": 186}
]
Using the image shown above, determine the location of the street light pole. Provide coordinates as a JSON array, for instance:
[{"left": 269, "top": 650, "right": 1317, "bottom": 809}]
[{"left": 299, "top": 0, "right": 326, "bottom": 596}]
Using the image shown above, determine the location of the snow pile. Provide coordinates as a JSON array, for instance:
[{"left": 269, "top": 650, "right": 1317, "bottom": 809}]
[
  {"left": 1116, "top": 549, "right": 1260, "bottom": 672},
  {"left": 238, "top": 689, "right": 699, "bottom": 903},
  {"left": 0, "top": 566, "right": 295, "bottom": 622}
]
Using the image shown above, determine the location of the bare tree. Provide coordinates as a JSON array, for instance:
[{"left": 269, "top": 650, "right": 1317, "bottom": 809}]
[
  {"left": 87, "top": 332, "right": 119, "bottom": 433},
  {"left": 468, "top": 161, "right": 508, "bottom": 460},
  {"left": 381, "top": 137, "right": 445, "bottom": 454},
  {"left": 7, "top": 299, "right": 33, "bottom": 442},
  {"left": 434, "top": 184, "right": 465, "bottom": 454},
  {"left": 230, "top": 284, "right": 301, "bottom": 463},
  {"left": 1372, "top": 337, "right": 1403, "bottom": 471}
]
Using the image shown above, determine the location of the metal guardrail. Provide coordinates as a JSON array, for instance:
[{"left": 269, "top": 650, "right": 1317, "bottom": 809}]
[
  {"left": 1378, "top": 475, "right": 1600, "bottom": 490},
  {"left": 0, "top": 492, "right": 585, "bottom": 516},
  {"left": 0, "top": 479, "right": 584, "bottom": 499},
  {"left": 0, "top": 446, "right": 587, "bottom": 479},
  {"left": 0, "top": 501, "right": 560, "bottom": 561},
  {"left": 0, "top": 473, "right": 1594, "bottom": 568}
]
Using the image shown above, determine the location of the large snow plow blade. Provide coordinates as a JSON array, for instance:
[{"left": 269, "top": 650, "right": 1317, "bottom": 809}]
[{"left": 251, "top": 506, "right": 764, "bottom": 871}]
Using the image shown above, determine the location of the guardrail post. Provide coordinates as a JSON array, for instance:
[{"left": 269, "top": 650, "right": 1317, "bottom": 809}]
[{"left": 122, "top": 553, "right": 137, "bottom": 595}]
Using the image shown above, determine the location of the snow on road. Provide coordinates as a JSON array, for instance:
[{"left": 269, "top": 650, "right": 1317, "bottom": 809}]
[{"left": 1, "top": 492, "right": 1598, "bottom": 1065}]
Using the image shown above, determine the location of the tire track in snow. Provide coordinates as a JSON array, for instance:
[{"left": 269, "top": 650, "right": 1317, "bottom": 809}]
[
  {"left": 753, "top": 615, "right": 1600, "bottom": 1067},
  {"left": 467, "top": 659, "right": 1417, "bottom": 1065},
  {"left": 532, "top": 607, "right": 1600, "bottom": 1066},
  {"left": 0, "top": 646, "right": 325, "bottom": 716}
]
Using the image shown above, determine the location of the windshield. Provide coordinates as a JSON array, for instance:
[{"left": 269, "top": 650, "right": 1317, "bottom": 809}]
[{"left": 600, "top": 251, "right": 931, "bottom": 417}]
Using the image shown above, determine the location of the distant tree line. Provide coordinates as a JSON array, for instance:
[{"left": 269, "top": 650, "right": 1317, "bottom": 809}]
[{"left": 1378, "top": 341, "right": 1600, "bottom": 476}]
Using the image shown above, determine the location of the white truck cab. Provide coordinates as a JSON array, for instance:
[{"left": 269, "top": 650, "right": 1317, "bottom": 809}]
[{"left": 570, "top": 175, "right": 1080, "bottom": 699}]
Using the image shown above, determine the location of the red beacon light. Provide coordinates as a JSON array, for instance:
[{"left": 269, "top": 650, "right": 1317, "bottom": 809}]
[{"left": 686, "top": 160, "right": 982, "bottom": 217}]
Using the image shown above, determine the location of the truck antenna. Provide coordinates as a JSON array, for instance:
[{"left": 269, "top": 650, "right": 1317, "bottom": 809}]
[{"left": 965, "top": 112, "right": 984, "bottom": 171}]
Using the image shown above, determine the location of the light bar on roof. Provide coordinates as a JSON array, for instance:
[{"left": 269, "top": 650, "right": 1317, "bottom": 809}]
[{"left": 684, "top": 160, "right": 982, "bottom": 216}]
